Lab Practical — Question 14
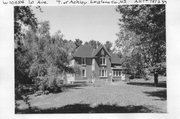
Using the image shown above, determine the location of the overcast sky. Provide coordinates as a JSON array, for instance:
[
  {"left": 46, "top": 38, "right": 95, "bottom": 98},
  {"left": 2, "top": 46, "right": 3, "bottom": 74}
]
[{"left": 32, "top": 6, "right": 120, "bottom": 44}]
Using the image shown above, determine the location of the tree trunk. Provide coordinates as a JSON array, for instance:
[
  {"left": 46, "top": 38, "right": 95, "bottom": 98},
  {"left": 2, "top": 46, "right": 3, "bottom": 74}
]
[{"left": 154, "top": 71, "right": 158, "bottom": 86}]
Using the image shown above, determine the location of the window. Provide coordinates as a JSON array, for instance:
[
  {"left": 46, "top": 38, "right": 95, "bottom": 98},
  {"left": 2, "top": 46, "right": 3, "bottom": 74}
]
[
  {"left": 113, "top": 70, "right": 121, "bottom": 77},
  {"left": 82, "top": 69, "right": 86, "bottom": 77},
  {"left": 119, "top": 71, "right": 121, "bottom": 76},
  {"left": 82, "top": 58, "right": 86, "bottom": 65},
  {"left": 113, "top": 70, "right": 116, "bottom": 76},
  {"left": 100, "top": 69, "right": 107, "bottom": 77},
  {"left": 100, "top": 57, "right": 106, "bottom": 65}
]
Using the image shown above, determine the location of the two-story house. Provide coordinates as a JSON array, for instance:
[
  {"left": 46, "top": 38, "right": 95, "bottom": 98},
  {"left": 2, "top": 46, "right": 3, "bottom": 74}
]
[{"left": 68, "top": 44, "right": 126, "bottom": 83}]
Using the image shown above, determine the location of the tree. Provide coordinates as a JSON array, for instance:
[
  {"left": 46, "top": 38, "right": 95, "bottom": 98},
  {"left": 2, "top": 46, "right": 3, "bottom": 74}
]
[
  {"left": 14, "top": 6, "right": 43, "bottom": 87},
  {"left": 14, "top": 6, "right": 39, "bottom": 51},
  {"left": 74, "top": 39, "right": 83, "bottom": 48},
  {"left": 84, "top": 41, "right": 89, "bottom": 45},
  {"left": 16, "top": 19, "right": 76, "bottom": 95},
  {"left": 28, "top": 21, "right": 51, "bottom": 78},
  {"left": 14, "top": 7, "right": 78, "bottom": 111},
  {"left": 85, "top": 40, "right": 101, "bottom": 49},
  {"left": 116, "top": 5, "right": 166, "bottom": 84},
  {"left": 52, "top": 31, "right": 76, "bottom": 56},
  {"left": 14, "top": 6, "right": 41, "bottom": 111},
  {"left": 14, "top": 6, "right": 39, "bottom": 90},
  {"left": 115, "top": 27, "right": 145, "bottom": 77},
  {"left": 104, "top": 41, "right": 113, "bottom": 52},
  {"left": 28, "top": 22, "right": 76, "bottom": 92}
]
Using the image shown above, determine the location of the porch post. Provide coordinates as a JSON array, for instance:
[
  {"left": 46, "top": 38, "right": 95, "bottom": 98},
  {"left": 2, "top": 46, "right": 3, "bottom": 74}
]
[
  {"left": 92, "top": 58, "right": 95, "bottom": 71},
  {"left": 110, "top": 69, "right": 113, "bottom": 83},
  {"left": 92, "top": 58, "right": 95, "bottom": 84}
]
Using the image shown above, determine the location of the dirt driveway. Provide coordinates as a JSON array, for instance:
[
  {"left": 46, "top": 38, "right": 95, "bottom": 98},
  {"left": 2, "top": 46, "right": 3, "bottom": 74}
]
[{"left": 16, "top": 78, "right": 167, "bottom": 113}]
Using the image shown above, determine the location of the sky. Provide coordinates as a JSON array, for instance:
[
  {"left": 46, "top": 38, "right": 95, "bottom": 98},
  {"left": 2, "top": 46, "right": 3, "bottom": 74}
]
[{"left": 32, "top": 6, "right": 121, "bottom": 44}]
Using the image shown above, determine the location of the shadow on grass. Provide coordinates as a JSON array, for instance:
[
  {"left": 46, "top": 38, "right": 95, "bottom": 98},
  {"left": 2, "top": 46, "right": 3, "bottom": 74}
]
[
  {"left": 144, "top": 89, "right": 167, "bottom": 101},
  {"left": 63, "top": 83, "right": 88, "bottom": 88},
  {"left": 62, "top": 83, "right": 89, "bottom": 91},
  {"left": 16, "top": 103, "right": 157, "bottom": 114},
  {"left": 127, "top": 81, "right": 166, "bottom": 88}
]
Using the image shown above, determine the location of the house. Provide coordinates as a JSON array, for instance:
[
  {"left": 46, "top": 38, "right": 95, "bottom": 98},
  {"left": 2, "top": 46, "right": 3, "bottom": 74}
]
[{"left": 68, "top": 44, "right": 126, "bottom": 84}]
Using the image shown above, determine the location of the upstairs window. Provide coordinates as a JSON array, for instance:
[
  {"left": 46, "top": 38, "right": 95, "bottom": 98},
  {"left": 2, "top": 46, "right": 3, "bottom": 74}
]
[
  {"left": 82, "top": 58, "right": 86, "bottom": 65},
  {"left": 100, "top": 57, "right": 106, "bottom": 65}
]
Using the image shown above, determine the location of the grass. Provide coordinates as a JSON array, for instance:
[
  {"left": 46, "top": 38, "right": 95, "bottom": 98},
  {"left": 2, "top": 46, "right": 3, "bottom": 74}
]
[
  {"left": 127, "top": 76, "right": 166, "bottom": 88},
  {"left": 16, "top": 76, "right": 167, "bottom": 113}
]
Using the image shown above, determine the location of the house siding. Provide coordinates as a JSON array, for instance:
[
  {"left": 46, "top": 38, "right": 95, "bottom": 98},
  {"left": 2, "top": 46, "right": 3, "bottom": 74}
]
[
  {"left": 74, "top": 57, "right": 92, "bottom": 82},
  {"left": 95, "top": 48, "right": 111, "bottom": 81}
]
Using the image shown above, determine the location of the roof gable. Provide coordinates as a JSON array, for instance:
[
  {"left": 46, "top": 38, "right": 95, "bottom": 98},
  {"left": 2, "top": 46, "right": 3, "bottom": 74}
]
[
  {"left": 73, "top": 44, "right": 112, "bottom": 58},
  {"left": 92, "top": 45, "right": 111, "bottom": 57},
  {"left": 73, "top": 44, "right": 123, "bottom": 65}
]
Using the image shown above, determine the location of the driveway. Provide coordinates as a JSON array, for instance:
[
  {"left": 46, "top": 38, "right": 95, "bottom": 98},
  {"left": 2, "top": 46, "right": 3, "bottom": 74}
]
[{"left": 16, "top": 78, "right": 167, "bottom": 113}]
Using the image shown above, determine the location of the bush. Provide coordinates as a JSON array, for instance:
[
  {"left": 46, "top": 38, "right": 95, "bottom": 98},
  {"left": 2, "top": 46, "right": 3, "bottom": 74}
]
[{"left": 35, "top": 74, "right": 65, "bottom": 94}]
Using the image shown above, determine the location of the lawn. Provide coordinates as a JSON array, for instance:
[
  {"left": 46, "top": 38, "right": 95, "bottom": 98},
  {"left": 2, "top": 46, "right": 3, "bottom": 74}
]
[{"left": 16, "top": 76, "right": 167, "bottom": 113}]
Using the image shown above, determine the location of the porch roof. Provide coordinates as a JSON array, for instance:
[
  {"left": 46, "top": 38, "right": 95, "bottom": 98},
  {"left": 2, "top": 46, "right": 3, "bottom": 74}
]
[{"left": 111, "top": 66, "right": 127, "bottom": 70}]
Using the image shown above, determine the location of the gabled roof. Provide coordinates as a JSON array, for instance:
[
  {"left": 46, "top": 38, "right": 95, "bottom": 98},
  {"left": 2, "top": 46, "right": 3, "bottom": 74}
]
[
  {"left": 73, "top": 44, "right": 111, "bottom": 58},
  {"left": 73, "top": 44, "right": 122, "bottom": 65},
  {"left": 92, "top": 45, "right": 111, "bottom": 57},
  {"left": 73, "top": 44, "right": 94, "bottom": 58}
]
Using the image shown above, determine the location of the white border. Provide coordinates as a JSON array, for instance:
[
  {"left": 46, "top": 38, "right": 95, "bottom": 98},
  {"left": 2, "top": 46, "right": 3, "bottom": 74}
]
[{"left": 1, "top": 0, "right": 180, "bottom": 119}]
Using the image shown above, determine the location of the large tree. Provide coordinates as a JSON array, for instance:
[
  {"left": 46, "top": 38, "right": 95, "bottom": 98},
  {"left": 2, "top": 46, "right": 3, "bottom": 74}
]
[
  {"left": 27, "top": 22, "right": 75, "bottom": 92},
  {"left": 14, "top": 6, "right": 76, "bottom": 98},
  {"left": 14, "top": 6, "right": 39, "bottom": 89},
  {"left": 104, "top": 41, "right": 113, "bottom": 52},
  {"left": 14, "top": 6, "right": 39, "bottom": 51},
  {"left": 116, "top": 5, "right": 166, "bottom": 84},
  {"left": 85, "top": 40, "right": 101, "bottom": 49},
  {"left": 74, "top": 39, "right": 83, "bottom": 48},
  {"left": 14, "top": 6, "right": 40, "bottom": 106}
]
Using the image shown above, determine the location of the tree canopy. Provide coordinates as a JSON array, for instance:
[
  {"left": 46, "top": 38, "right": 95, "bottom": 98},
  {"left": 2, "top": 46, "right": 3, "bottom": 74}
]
[
  {"left": 15, "top": 7, "right": 76, "bottom": 98},
  {"left": 85, "top": 40, "right": 101, "bottom": 49},
  {"left": 14, "top": 6, "right": 38, "bottom": 51},
  {"left": 104, "top": 41, "right": 113, "bottom": 52},
  {"left": 116, "top": 5, "right": 165, "bottom": 65},
  {"left": 74, "top": 39, "right": 83, "bottom": 48},
  {"left": 115, "top": 5, "right": 166, "bottom": 78}
]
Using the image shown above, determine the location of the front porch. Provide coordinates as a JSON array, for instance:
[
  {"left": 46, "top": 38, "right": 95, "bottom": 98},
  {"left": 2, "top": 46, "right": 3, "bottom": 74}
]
[{"left": 111, "top": 66, "right": 127, "bottom": 82}]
